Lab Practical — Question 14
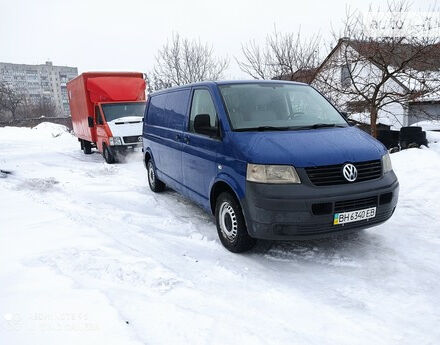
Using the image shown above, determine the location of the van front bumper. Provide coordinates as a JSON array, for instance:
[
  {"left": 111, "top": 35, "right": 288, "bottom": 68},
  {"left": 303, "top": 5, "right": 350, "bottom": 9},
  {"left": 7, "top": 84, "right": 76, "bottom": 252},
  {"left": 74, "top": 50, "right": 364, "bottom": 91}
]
[
  {"left": 241, "top": 172, "right": 399, "bottom": 240},
  {"left": 109, "top": 143, "right": 142, "bottom": 155}
]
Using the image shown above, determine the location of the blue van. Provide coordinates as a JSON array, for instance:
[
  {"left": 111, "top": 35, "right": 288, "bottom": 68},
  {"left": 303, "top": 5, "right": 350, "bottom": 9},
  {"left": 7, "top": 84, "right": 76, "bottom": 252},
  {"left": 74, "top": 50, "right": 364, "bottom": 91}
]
[{"left": 142, "top": 81, "right": 399, "bottom": 252}]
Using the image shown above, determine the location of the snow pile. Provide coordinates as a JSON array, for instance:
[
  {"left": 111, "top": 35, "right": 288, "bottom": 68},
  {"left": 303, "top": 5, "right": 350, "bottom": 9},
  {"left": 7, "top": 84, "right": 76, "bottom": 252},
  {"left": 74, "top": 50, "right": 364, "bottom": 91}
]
[
  {"left": 411, "top": 120, "right": 440, "bottom": 131},
  {"left": 1, "top": 127, "right": 440, "bottom": 345},
  {"left": 32, "top": 122, "right": 71, "bottom": 138},
  {"left": 411, "top": 120, "right": 440, "bottom": 143},
  {"left": 348, "top": 112, "right": 402, "bottom": 130},
  {"left": 427, "top": 130, "right": 440, "bottom": 143}
]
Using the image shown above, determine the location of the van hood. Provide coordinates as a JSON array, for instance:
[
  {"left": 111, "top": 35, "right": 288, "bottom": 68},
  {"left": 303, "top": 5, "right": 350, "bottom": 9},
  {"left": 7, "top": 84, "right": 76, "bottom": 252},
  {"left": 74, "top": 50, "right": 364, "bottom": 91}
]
[
  {"left": 107, "top": 116, "right": 143, "bottom": 138},
  {"left": 229, "top": 126, "right": 386, "bottom": 167}
]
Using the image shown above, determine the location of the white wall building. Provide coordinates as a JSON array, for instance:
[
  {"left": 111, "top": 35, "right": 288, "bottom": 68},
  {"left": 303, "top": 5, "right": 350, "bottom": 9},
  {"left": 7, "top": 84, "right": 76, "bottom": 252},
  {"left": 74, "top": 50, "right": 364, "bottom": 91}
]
[
  {"left": 0, "top": 61, "right": 78, "bottom": 117},
  {"left": 309, "top": 39, "right": 440, "bottom": 129}
]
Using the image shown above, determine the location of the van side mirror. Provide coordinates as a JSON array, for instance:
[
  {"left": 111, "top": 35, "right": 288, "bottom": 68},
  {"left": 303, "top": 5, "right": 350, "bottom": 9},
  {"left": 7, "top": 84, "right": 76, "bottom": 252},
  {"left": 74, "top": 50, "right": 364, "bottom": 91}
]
[
  {"left": 194, "top": 114, "right": 218, "bottom": 137},
  {"left": 88, "top": 116, "right": 94, "bottom": 128}
]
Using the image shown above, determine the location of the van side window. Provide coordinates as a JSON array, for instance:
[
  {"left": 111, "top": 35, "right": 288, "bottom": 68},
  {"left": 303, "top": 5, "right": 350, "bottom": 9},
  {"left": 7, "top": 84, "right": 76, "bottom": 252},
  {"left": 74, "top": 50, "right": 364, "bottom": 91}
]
[
  {"left": 148, "top": 94, "right": 167, "bottom": 127},
  {"left": 189, "top": 89, "right": 218, "bottom": 133},
  {"left": 165, "top": 90, "right": 190, "bottom": 131},
  {"left": 95, "top": 106, "right": 103, "bottom": 125}
]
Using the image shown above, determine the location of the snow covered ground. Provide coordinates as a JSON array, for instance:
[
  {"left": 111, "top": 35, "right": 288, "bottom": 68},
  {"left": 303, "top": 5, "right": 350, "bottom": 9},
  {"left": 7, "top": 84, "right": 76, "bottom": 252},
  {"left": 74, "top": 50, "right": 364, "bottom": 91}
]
[{"left": 1, "top": 123, "right": 439, "bottom": 345}]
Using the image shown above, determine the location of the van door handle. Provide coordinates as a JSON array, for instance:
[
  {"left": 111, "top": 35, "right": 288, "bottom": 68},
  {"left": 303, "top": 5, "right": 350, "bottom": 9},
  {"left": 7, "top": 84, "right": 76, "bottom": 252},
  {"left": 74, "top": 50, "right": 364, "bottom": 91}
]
[
  {"left": 183, "top": 136, "right": 190, "bottom": 144},
  {"left": 175, "top": 134, "right": 182, "bottom": 141}
]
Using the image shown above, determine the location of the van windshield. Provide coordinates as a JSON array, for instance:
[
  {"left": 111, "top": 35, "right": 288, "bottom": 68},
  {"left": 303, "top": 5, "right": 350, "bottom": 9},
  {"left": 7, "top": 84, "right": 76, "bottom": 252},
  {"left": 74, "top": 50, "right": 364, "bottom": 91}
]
[
  {"left": 219, "top": 83, "right": 347, "bottom": 131},
  {"left": 101, "top": 102, "right": 146, "bottom": 122}
]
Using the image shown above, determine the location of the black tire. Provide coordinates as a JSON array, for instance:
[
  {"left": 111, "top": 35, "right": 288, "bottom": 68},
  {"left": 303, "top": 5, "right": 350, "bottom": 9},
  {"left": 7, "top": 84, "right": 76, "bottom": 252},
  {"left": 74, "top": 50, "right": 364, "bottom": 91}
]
[
  {"left": 400, "top": 127, "right": 422, "bottom": 144},
  {"left": 103, "top": 144, "right": 115, "bottom": 164},
  {"left": 402, "top": 132, "right": 427, "bottom": 149},
  {"left": 415, "top": 131, "right": 428, "bottom": 146},
  {"left": 215, "top": 192, "right": 256, "bottom": 253},
  {"left": 83, "top": 140, "right": 92, "bottom": 154},
  {"left": 147, "top": 159, "right": 165, "bottom": 192},
  {"left": 400, "top": 126, "right": 422, "bottom": 136}
]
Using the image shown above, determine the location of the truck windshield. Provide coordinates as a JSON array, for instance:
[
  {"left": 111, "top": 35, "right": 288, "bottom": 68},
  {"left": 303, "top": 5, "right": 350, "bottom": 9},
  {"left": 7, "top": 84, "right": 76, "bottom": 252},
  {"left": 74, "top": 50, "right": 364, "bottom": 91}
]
[
  {"left": 219, "top": 83, "right": 347, "bottom": 131},
  {"left": 101, "top": 102, "right": 146, "bottom": 122}
]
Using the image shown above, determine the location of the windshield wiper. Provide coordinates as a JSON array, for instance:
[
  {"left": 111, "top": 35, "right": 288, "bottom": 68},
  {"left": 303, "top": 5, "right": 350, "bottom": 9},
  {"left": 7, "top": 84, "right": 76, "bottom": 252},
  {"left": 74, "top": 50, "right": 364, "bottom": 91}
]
[
  {"left": 235, "top": 124, "right": 347, "bottom": 132},
  {"left": 294, "top": 123, "right": 347, "bottom": 130},
  {"left": 235, "top": 126, "right": 292, "bottom": 132}
]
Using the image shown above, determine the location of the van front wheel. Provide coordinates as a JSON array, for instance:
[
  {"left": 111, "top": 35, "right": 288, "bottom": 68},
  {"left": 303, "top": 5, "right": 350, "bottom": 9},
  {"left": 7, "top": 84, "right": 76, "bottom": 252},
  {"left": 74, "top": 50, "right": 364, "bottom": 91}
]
[
  {"left": 215, "top": 192, "right": 256, "bottom": 253},
  {"left": 147, "top": 159, "right": 165, "bottom": 193},
  {"left": 103, "top": 145, "right": 115, "bottom": 164}
]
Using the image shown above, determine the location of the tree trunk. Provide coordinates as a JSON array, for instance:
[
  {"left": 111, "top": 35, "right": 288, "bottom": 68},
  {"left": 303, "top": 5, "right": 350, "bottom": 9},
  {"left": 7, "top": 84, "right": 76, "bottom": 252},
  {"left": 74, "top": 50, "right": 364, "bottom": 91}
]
[{"left": 370, "top": 107, "right": 378, "bottom": 138}]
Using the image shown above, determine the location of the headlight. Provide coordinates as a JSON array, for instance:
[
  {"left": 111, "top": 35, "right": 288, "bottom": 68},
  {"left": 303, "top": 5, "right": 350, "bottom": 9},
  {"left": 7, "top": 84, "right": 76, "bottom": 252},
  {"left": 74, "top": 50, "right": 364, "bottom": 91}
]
[
  {"left": 246, "top": 164, "right": 301, "bottom": 184},
  {"left": 382, "top": 153, "right": 393, "bottom": 174},
  {"left": 109, "top": 136, "right": 122, "bottom": 146}
]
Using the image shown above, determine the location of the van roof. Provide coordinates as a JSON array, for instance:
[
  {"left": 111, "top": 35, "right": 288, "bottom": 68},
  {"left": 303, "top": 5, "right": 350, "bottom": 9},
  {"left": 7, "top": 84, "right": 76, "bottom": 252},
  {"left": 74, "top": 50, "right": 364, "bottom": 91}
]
[{"left": 149, "top": 79, "right": 308, "bottom": 96}]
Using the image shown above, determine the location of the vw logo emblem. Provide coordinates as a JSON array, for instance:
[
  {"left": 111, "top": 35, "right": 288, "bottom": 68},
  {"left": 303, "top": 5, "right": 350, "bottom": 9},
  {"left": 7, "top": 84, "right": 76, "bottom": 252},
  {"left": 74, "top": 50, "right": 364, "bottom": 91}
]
[
  {"left": 342, "top": 163, "right": 358, "bottom": 182},
  {"left": 138, "top": 136, "right": 142, "bottom": 142}
]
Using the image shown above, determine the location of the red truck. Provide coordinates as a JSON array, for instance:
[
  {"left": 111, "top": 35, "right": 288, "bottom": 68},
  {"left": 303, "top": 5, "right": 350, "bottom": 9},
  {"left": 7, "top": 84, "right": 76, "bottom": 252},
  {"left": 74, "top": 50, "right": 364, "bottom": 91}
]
[{"left": 67, "top": 72, "right": 146, "bottom": 163}]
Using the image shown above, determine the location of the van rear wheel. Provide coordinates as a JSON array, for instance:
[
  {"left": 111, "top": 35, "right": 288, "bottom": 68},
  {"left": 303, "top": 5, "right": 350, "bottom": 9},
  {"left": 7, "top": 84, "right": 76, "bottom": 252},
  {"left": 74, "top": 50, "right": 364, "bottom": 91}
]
[
  {"left": 147, "top": 159, "right": 165, "bottom": 192},
  {"left": 82, "top": 140, "right": 92, "bottom": 154},
  {"left": 215, "top": 192, "right": 256, "bottom": 253}
]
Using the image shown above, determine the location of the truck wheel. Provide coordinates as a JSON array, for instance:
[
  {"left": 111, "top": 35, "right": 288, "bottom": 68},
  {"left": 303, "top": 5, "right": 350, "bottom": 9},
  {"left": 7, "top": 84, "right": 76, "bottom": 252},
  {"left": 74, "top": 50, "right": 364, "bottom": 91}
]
[
  {"left": 147, "top": 159, "right": 165, "bottom": 192},
  {"left": 82, "top": 140, "right": 92, "bottom": 154},
  {"left": 103, "top": 145, "right": 115, "bottom": 164},
  {"left": 215, "top": 192, "right": 256, "bottom": 253}
]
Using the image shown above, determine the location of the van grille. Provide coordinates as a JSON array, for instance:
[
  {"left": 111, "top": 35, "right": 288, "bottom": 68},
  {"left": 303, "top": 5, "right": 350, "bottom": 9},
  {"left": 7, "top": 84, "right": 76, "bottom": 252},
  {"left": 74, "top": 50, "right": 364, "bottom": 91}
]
[
  {"left": 334, "top": 196, "right": 378, "bottom": 213},
  {"left": 123, "top": 136, "right": 141, "bottom": 144},
  {"left": 305, "top": 160, "right": 382, "bottom": 186}
]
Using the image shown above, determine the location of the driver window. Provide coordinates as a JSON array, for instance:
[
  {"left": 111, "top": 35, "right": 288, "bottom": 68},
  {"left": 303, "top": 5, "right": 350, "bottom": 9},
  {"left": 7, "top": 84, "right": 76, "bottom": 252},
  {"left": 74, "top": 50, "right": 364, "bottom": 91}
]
[
  {"left": 95, "top": 106, "right": 104, "bottom": 125},
  {"left": 287, "top": 91, "right": 325, "bottom": 122},
  {"left": 189, "top": 89, "right": 218, "bottom": 133}
]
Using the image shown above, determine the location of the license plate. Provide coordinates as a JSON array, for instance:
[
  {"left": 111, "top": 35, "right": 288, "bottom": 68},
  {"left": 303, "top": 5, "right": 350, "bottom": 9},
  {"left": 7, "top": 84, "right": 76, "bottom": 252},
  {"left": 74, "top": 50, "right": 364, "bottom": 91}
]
[
  {"left": 134, "top": 147, "right": 142, "bottom": 152},
  {"left": 333, "top": 207, "right": 376, "bottom": 225}
]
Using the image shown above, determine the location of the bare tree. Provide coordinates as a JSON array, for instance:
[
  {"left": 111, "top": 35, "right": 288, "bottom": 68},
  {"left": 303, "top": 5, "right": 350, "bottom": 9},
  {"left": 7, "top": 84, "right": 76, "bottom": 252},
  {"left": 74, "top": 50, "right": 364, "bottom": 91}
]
[
  {"left": 150, "top": 33, "right": 229, "bottom": 90},
  {"left": 237, "top": 28, "right": 321, "bottom": 81},
  {"left": 18, "top": 97, "right": 58, "bottom": 119},
  {"left": 314, "top": 0, "right": 440, "bottom": 137},
  {"left": 0, "top": 85, "right": 7, "bottom": 122},
  {"left": 0, "top": 83, "right": 24, "bottom": 122}
]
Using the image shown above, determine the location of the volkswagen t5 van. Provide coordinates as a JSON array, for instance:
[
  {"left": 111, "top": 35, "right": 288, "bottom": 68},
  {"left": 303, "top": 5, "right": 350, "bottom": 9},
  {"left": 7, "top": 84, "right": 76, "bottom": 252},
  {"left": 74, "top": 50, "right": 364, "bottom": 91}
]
[{"left": 142, "top": 81, "right": 399, "bottom": 252}]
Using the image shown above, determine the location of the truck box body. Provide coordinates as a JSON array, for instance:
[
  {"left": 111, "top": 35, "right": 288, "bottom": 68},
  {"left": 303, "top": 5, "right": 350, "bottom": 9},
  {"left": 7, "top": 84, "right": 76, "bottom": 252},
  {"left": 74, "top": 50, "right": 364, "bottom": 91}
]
[{"left": 67, "top": 72, "right": 146, "bottom": 143}]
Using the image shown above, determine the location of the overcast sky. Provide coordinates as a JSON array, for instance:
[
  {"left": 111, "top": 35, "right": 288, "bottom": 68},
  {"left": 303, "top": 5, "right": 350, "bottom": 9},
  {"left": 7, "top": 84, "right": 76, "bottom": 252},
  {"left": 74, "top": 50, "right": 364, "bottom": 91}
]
[{"left": 1, "top": 0, "right": 437, "bottom": 78}]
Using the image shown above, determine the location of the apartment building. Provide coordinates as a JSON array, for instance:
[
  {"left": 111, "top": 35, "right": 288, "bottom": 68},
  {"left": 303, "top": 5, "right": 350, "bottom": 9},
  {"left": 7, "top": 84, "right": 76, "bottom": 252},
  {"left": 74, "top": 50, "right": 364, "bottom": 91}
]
[{"left": 0, "top": 61, "right": 78, "bottom": 117}]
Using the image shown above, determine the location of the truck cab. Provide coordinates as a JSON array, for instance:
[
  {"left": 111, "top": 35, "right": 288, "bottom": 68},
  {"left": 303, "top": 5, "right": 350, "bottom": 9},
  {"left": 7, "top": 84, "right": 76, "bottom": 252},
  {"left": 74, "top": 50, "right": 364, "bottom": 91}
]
[{"left": 93, "top": 100, "right": 145, "bottom": 163}]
